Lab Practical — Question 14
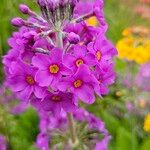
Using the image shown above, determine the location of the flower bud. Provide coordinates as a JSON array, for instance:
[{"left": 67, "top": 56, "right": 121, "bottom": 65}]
[
  {"left": 11, "top": 17, "right": 25, "bottom": 27},
  {"left": 37, "top": 0, "right": 47, "bottom": 7},
  {"left": 47, "top": 0, "right": 60, "bottom": 10},
  {"left": 69, "top": 0, "right": 79, "bottom": 6},
  {"left": 19, "top": 4, "right": 30, "bottom": 14},
  {"left": 68, "top": 32, "right": 80, "bottom": 44}
]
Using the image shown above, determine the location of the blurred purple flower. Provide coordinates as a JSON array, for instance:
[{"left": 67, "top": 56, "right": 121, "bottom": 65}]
[
  {"left": 0, "top": 135, "right": 7, "bottom": 150},
  {"left": 39, "top": 91, "right": 77, "bottom": 116},
  {"left": 136, "top": 63, "right": 150, "bottom": 91}
]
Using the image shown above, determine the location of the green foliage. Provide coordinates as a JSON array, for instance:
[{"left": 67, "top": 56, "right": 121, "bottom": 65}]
[
  {"left": 0, "top": 107, "right": 39, "bottom": 150},
  {"left": 140, "top": 138, "right": 150, "bottom": 150},
  {"left": 116, "top": 127, "right": 138, "bottom": 150},
  {"left": 100, "top": 111, "right": 120, "bottom": 136}
]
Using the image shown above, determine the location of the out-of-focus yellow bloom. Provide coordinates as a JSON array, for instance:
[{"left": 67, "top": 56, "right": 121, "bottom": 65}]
[
  {"left": 139, "top": 99, "right": 146, "bottom": 108},
  {"left": 116, "top": 26, "right": 150, "bottom": 64},
  {"left": 144, "top": 113, "right": 150, "bottom": 132},
  {"left": 86, "top": 16, "right": 98, "bottom": 27},
  {"left": 115, "top": 91, "right": 122, "bottom": 97},
  {"left": 122, "top": 26, "right": 150, "bottom": 37}
]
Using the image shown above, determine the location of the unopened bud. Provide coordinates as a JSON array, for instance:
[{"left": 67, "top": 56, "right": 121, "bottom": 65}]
[
  {"left": 11, "top": 17, "right": 25, "bottom": 27},
  {"left": 37, "top": 0, "right": 47, "bottom": 7},
  {"left": 68, "top": 32, "right": 80, "bottom": 44},
  {"left": 19, "top": 4, "right": 30, "bottom": 14},
  {"left": 69, "top": 0, "right": 79, "bottom": 6}
]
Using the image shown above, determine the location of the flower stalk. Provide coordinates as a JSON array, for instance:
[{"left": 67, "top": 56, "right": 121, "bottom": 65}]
[
  {"left": 55, "top": 20, "right": 78, "bottom": 147},
  {"left": 67, "top": 113, "right": 78, "bottom": 146}
]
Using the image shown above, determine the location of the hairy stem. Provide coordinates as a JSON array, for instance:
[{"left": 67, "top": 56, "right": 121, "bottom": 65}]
[
  {"left": 56, "top": 21, "right": 63, "bottom": 48},
  {"left": 67, "top": 113, "right": 77, "bottom": 144},
  {"left": 56, "top": 31, "right": 63, "bottom": 48}
]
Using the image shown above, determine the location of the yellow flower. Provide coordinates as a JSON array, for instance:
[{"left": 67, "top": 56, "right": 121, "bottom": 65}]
[
  {"left": 144, "top": 114, "right": 150, "bottom": 132},
  {"left": 86, "top": 16, "right": 98, "bottom": 27},
  {"left": 116, "top": 30, "right": 150, "bottom": 64}
]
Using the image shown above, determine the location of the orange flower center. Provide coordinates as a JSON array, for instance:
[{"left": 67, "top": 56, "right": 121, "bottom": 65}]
[
  {"left": 26, "top": 75, "right": 35, "bottom": 85},
  {"left": 52, "top": 95, "right": 61, "bottom": 101},
  {"left": 74, "top": 79, "right": 83, "bottom": 88},
  {"left": 76, "top": 59, "right": 84, "bottom": 67},
  {"left": 96, "top": 51, "right": 101, "bottom": 61},
  {"left": 49, "top": 64, "right": 59, "bottom": 74}
]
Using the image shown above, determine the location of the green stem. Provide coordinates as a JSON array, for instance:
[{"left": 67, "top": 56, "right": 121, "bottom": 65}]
[
  {"left": 67, "top": 113, "right": 77, "bottom": 144},
  {"left": 56, "top": 30, "right": 63, "bottom": 48},
  {"left": 55, "top": 21, "right": 63, "bottom": 48}
]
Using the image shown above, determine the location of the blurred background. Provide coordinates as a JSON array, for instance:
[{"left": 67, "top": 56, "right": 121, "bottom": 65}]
[{"left": 0, "top": 0, "right": 150, "bottom": 150}]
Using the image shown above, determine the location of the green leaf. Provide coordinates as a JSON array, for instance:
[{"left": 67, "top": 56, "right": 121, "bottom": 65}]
[
  {"left": 116, "top": 127, "right": 138, "bottom": 150},
  {"left": 100, "top": 111, "right": 120, "bottom": 136},
  {"left": 140, "top": 138, "right": 150, "bottom": 150}
]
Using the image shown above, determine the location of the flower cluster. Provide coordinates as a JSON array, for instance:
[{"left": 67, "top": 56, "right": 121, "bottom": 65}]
[
  {"left": 36, "top": 108, "right": 110, "bottom": 150},
  {"left": 3, "top": 0, "right": 117, "bottom": 115},
  {"left": 116, "top": 26, "right": 150, "bottom": 64}
]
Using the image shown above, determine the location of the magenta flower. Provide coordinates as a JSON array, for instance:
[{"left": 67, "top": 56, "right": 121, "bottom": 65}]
[
  {"left": 8, "top": 60, "right": 45, "bottom": 100},
  {"left": 88, "top": 34, "right": 117, "bottom": 65},
  {"left": 58, "top": 65, "right": 98, "bottom": 104},
  {"left": 39, "top": 91, "right": 77, "bottom": 115},
  {"left": 94, "top": 62, "right": 116, "bottom": 96},
  {"left": 63, "top": 45, "right": 95, "bottom": 71},
  {"left": 74, "top": 0, "right": 107, "bottom": 31},
  {"left": 8, "top": 27, "right": 28, "bottom": 50},
  {"left": 32, "top": 48, "right": 71, "bottom": 87}
]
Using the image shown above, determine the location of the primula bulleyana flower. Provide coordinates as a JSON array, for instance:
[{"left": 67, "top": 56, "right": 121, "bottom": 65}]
[
  {"left": 3, "top": 0, "right": 117, "bottom": 115},
  {"left": 2, "top": 1, "right": 114, "bottom": 149}
]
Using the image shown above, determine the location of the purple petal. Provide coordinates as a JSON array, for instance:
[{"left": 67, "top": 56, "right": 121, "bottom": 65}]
[
  {"left": 32, "top": 54, "right": 50, "bottom": 69},
  {"left": 76, "top": 85, "right": 95, "bottom": 104},
  {"left": 36, "top": 70, "right": 53, "bottom": 87},
  {"left": 50, "top": 48, "right": 63, "bottom": 63},
  {"left": 62, "top": 100, "right": 77, "bottom": 112},
  {"left": 87, "top": 42, "right": 95, "bottom": 53},
  {"left": 8, "top": 76, "right": 27, "bottom": 92},
  {"left": 73, "top": 45, "right": 87, "bottom": 57},
  {"left": 57, "top": 81, "right": 71, "bottom": 92},
  {"left": 74, "top": 64, "right": 91, "bottom": 79},
  {"left": 34, "top": 86, "right": 45, "bottom": 98},
  {"left": 18, "top": 86, "right": 33, "bottom": 100},
  {"left": 60, "top": 64, "right": 73, "bottom": 75},
  {"left": 63, "top": 54, "right": 75, "bottom": 68}
]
